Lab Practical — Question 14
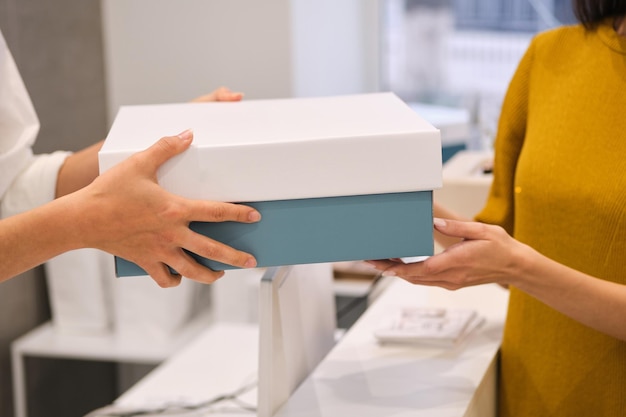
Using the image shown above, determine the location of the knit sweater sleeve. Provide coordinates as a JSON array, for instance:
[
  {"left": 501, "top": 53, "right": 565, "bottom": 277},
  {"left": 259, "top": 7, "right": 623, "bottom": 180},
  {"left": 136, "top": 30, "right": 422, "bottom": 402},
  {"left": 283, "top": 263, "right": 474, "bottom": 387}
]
[{"left": 474, "top": 37, "right": 535, "bottom": 235}]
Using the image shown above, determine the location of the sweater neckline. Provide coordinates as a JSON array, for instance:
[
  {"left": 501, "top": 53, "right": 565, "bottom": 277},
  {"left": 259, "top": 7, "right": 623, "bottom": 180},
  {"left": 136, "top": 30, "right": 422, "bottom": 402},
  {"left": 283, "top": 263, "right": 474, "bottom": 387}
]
[{"left": 597, "top": 17, "right": 626, "bottom": 55}]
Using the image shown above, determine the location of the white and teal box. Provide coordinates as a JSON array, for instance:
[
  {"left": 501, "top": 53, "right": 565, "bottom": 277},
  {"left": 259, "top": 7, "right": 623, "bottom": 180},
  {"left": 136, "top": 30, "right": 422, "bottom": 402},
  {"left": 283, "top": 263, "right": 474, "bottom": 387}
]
[{"left": 98, "top": 93, "right": 442, "bottom": 276}]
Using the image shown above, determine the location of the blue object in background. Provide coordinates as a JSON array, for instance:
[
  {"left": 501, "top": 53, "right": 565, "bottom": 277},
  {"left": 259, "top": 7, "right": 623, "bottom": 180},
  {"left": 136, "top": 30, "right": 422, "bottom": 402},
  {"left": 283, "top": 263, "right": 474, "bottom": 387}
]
[{"left": 442, "top": 143, "right": 467, "bottom": 163}]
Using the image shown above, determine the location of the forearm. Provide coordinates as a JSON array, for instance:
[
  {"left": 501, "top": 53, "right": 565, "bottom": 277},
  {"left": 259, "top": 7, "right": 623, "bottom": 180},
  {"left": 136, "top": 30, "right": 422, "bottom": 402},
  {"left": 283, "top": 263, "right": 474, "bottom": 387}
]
[
  {"left": 56, "top": 140, "right": 103, "bottom": 198},
  {"left": 513, "top": 246, "right": 626, "bottom": 341},
  {"left": 0, "top": 195, "right": 82, "bottom": 282},
  {"left": 1, "top": 141, "right": 102, "bottom": 281}
]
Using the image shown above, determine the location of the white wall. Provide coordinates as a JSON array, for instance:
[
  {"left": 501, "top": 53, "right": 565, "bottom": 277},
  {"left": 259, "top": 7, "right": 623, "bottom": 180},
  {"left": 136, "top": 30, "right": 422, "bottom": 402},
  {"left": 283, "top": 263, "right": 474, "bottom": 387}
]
[
  {"left": 101, "top": 0, "right": 293, "bottom": 122},
  {"left": 290, "top": 0, "right": 380, "bottom": 98},
  {"left": 101, "top": 0, "right": 381, "bottom": 124}
]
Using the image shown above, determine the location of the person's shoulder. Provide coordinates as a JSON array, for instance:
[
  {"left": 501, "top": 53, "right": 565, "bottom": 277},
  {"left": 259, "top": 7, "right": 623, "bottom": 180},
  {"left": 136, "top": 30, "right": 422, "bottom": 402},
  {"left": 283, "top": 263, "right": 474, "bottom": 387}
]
[{"left": 531, "top": 24, "right": 586, "bottom": 51}]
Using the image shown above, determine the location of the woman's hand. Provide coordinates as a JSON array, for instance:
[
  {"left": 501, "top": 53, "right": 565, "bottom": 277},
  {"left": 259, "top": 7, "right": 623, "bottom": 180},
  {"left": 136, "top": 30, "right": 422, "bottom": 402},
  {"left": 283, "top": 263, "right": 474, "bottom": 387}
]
[
  {"left": 368, "top": 217, "right": 626, "bottom": 341},
  {"left": 71, "top": 129, "right": 261, "bottom": 288},
  {"left": 367, "top": 218, "right": 532, "bottom": 290},
  {"left": 190, "top": 86, "right": 244, "bottom": 103}
]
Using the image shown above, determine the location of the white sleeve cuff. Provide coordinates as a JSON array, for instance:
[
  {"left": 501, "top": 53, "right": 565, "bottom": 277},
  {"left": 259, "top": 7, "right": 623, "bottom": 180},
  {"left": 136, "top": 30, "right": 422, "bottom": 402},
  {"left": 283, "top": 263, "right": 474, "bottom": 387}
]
[{"left": 1, "top": 150, "right": 72, "bottom": 218}]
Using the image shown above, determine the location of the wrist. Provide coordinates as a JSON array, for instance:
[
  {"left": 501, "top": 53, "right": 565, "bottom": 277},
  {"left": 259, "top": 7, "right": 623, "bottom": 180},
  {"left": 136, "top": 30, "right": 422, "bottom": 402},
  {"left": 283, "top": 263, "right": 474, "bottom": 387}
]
[
  {"left": 55, "top": 141, "right": 103, "bottom": 198},
  {"left": 55, "top": 188, "right": 97, "bottom": 252},
  {"left": 506, "top": 240, "right": 541, "bottom": 290}
]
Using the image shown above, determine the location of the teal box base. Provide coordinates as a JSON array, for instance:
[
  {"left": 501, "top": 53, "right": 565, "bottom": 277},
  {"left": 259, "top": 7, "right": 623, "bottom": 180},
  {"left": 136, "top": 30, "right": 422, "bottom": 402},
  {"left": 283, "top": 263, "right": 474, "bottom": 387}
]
[
  {"left": 114, "top": 191, "right": 434, "bottom": 277},
  {"left": 442, "top": 143, "right": 467, "bottom": 163}
]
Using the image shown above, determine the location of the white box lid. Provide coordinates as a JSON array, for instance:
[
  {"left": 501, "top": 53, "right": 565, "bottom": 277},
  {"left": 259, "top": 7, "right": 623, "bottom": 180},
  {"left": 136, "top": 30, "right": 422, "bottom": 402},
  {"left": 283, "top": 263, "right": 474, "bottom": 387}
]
[{"left": 99, "top": 92, "right": 442, "bottom": 202}]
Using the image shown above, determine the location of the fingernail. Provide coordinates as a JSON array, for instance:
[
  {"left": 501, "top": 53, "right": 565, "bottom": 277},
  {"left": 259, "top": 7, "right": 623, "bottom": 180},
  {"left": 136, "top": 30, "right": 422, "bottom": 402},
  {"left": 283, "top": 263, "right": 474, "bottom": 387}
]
[
  {"left": 244, "top": 257, "right": 257, "bottom": 268},
  {"left": 433, "top": 217, "right": 447, "bottom": 228},
  {"left": 382, "top": 270, "right": 396, "bottom": 277},
  {"left": 177, "top": 129, "right": 193, "bottom": 142},
  {"left": 248, "top": 211, "right": 261, "bottom": 222}
]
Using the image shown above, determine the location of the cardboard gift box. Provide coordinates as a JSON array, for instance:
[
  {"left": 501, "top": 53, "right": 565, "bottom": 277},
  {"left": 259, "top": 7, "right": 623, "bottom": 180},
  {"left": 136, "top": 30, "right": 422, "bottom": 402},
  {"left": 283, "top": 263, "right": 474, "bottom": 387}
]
[{"left": 98, "top": 92, "right": 442, "bottom": 276}]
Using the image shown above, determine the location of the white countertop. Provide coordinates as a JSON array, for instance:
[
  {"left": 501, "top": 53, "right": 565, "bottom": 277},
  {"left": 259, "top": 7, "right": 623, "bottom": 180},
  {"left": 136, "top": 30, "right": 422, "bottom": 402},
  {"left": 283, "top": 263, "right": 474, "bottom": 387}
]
[
  {"left": 275, "top": 278, "right": 508, "bottom": 417},
  {"left": 111, "top": 278, "right": 508, "bottom": 417}
]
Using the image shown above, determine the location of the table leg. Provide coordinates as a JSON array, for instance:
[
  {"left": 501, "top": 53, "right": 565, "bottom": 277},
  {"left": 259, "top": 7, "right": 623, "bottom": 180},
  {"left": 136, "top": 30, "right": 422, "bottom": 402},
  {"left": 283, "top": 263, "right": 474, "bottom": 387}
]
[{"left": 11, "top": 343, "right": 27, "bottom": 417}]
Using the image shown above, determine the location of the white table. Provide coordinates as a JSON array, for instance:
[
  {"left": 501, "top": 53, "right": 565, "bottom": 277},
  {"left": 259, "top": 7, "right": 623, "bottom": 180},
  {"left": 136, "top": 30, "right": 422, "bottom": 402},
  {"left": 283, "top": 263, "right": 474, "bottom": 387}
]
[
  {"left": 112, "top": 279, "right": 508, "bottom": 417},
  {"left": 114, "top": 322, "right": 260, "bottom": 417},
  {"left": 275, "top": 279, "right": 509, "bottom": 417},
  {"left": 11, "top": 314, "right": 212, "bottom": 417}
]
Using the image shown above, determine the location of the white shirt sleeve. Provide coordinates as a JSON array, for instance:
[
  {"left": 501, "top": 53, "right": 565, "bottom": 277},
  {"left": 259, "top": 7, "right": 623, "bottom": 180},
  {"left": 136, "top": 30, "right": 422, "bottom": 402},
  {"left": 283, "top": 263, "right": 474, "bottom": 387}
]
[
  {"left": 0, "top": 28, "right": 72, "bottom": 218},
  {"left": 1, "top": 151, "right": 71, "bottom": 218}
]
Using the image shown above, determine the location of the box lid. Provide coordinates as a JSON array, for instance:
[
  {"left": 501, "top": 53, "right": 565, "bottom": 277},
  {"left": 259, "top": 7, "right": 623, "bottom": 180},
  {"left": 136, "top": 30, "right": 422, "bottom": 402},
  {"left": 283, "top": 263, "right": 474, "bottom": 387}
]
[{"left": 99, "top": 92, "right": 442, "bottom": 202}]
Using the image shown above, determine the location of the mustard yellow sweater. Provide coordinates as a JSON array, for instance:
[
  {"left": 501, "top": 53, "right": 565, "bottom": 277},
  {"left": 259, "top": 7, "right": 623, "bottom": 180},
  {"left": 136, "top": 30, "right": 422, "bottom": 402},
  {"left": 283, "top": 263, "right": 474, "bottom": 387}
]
[{"left": 475, "top": 20, "right": 626, "bottom": 416}]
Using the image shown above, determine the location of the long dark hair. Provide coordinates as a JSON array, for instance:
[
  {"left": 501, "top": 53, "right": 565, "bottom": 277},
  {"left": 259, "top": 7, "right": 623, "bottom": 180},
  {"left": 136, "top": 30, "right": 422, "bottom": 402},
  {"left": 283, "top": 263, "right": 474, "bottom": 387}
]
[{"left": 573, "top": 0, "right": 626, "bottom": 28}]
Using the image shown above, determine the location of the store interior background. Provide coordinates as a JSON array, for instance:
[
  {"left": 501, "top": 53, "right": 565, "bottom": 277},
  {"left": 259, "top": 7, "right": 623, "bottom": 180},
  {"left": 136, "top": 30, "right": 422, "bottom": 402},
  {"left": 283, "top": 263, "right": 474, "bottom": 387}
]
[{"left": 0, "top": 1, "right": 575, "bottom": 416}]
